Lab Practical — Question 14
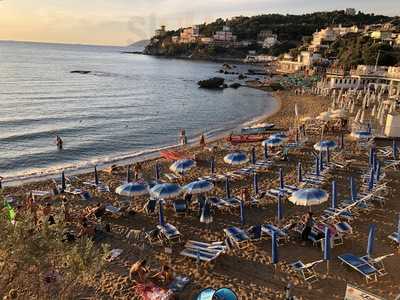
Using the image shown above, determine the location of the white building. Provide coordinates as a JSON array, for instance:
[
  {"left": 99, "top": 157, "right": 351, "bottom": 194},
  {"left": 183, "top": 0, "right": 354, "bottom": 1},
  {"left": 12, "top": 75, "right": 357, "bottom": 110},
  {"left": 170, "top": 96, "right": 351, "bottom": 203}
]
[
  {"left": 276, "top": 51, "right": 319, "bottom": 74},
  {"left": 213, "top": 26, "right": 237, "bottom": 43},
  {"left": 309, "top": 27, "right": 337, "bottom": 52}
]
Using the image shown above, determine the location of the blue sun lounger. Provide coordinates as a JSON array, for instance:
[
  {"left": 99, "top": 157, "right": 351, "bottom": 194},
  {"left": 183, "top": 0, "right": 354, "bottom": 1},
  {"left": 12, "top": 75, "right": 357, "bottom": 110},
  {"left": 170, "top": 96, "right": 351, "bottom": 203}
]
[
  {"left": 157, "top": 223, "right": 181, "bottom": 244},
  {"left": 338, "top": 253, "right": 378, "bottom": 282},
  {"left": 224, "top": 227, "right": 251, "bottom": 249},
  {"left": 290, "top": 259, "right": 323, "bottom": 283},
  {"left": 180, "top": 248, "right": 220, "bottom": 262}
]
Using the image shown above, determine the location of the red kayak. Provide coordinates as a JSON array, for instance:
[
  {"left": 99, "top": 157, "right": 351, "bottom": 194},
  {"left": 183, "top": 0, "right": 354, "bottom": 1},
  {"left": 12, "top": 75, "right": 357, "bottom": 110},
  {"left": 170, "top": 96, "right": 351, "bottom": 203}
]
[{"left": 226, "top": 134, "right": 266, "bottom": 144}]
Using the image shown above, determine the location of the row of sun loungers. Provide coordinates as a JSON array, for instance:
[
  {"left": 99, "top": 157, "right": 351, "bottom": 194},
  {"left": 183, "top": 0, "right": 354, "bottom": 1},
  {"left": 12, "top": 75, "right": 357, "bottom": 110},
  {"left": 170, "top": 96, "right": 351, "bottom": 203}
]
[{"left": 180, "top": 240, "right": 226, "bottom": 263}]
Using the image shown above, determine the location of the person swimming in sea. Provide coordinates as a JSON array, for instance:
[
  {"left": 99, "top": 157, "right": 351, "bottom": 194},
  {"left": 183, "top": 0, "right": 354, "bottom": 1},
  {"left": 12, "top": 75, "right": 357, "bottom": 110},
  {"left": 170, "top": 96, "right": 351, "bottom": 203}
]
[{"left": 56, "top": 135, "right": 63, "bottom": 150}]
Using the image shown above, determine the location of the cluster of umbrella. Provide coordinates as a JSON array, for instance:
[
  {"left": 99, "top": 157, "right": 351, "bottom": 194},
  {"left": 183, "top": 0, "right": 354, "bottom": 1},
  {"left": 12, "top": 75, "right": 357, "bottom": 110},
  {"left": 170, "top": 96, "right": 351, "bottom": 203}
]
[{"left": 261, "top": 132, "right": 288, "bottom": 148}]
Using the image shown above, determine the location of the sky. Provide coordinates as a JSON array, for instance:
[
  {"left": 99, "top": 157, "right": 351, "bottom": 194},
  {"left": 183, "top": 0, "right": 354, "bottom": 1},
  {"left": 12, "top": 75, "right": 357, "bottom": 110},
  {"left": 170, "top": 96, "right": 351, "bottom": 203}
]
[{"left": 0, "top": 0, "right": 398, "bottom": 46}]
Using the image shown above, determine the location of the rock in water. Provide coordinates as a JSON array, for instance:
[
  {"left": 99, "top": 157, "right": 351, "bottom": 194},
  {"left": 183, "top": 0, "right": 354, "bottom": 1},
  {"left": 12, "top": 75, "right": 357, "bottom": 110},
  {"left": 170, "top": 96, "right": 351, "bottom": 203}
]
[
  {"left": 229, "top": 82, "right": 241, "bottom": 89},
  {"left": 197, "top": 77, "right": 225, "bottom": 89}
]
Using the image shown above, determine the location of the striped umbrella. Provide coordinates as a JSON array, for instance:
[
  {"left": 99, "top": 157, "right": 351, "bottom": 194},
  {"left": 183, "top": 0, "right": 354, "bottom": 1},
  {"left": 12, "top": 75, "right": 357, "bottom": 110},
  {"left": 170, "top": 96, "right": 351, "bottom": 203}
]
[
  {"left": 331, "top": 181, "right": 337, "bottom": 209},
  {"left": 184, "top": 180, "right": 214, "bottom": 195},
  {"left": 313, "top": 140, "right": 337, "bottom": 152},
  {"left": 367, "top": 224, "right": 376, "bottom": 257},
  {"left": 115, "top": 182, "right": 148, "bottom": 197},
  {"left": 262, "top": 137, "right": 284, "bottom": 148},
  {"left": 289, "top": 188, "right": 329, "bottom": 209},
  {"left": 170, "top": 159, "right": 196, "bottom": 174},
  {"left": 324, "top": 227, "right": 331, "bottom": 274},
  {"left": 223, "top": 152, "right": 249, "bottom": 165},
  {"left": 94, "top": 165, "right": 99, "bottom": 186},
  {"left": 271, "top": 230, "right": 279, "bottom": 265},
  {"left": 150, "top": 183, "right": 181, "bottom": 199}
]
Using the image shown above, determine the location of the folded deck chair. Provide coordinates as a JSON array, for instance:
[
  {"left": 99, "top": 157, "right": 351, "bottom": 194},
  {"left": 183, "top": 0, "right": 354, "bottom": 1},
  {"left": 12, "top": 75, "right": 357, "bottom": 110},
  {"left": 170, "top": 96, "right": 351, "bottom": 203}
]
[
  {"left": 173, "top": 199, "right": 188, "bottom": 215},
  {"left": 290, "top": 260, "right": 323, "bottom": 283},
  {"left": 388, "top": 232, "right": 400, "bottom": 245},
  {"left": 338, "top": 253, "right": 378, "bottom": 282},
  {"left": 224, "top": 227, "right": 251, "bottom": 249},
  {"left": 144, "top": 199, "right": 157, "bottom": 215},
  {"left": 185, "top": 240, "right": 226, "bottom": 253},
  {"left": 157, "top": 223, "right": 181, "bottom": 244},
  {"left": 360, "top": 254, "right": 394, "bottom": 277}
]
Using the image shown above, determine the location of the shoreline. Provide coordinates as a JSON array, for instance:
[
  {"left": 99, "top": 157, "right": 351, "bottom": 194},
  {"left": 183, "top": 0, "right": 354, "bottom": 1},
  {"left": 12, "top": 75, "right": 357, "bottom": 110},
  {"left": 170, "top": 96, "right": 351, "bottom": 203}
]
[{"left": 3, "top": 88, "right": 280, "bottom": 187}]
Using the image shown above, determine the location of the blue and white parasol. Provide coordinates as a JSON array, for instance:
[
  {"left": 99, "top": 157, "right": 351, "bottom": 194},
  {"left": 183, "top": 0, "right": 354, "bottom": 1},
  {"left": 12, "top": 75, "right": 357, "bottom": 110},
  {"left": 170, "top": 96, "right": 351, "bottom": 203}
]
[
  {"left": 223, "top": 152, "right": 249, "bottom": 165},
  {"left": 314, "top": 140, "right": 337, "bottom": 152},
  {"left": 169, "top": 159, "right": 196, "bottom": 174},
  {"left": 262, "top": 137, "right": 284, "bottom": 148},
  {"left": 150, "top": 183, "right": 182, "bottom": 199},
  {"left": 115, "top": 182, "right": 148, "bottom": 197},
  {"left": 183, "top": 180, "right": 214, "bottom": 195},
  {"left": 351, "top": 131, "right": 372, "bottom": 140},
  {"left": 289, "top": 188, "right": 328, "bottom": 207}
]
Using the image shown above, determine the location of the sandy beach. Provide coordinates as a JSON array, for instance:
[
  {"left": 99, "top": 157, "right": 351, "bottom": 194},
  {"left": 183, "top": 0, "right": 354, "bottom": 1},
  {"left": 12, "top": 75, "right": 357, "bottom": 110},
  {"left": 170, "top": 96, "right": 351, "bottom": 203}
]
[{"left": 2, "top": 90, "right": 400, "bottom": 300}]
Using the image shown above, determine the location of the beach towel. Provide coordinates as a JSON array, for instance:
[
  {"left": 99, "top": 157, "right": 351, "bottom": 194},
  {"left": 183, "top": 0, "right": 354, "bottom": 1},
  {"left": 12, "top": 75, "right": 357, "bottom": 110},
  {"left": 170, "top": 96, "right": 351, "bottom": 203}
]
[{"left": 134, "top": 282, "right": 174, "bottom": 300}]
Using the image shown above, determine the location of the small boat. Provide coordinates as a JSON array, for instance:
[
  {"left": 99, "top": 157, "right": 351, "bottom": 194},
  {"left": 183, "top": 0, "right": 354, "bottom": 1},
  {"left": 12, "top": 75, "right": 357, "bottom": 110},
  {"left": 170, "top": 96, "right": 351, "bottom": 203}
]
[
  {"left": 226, "top": 134, "right": 266, "bottom": 144},
  {"left": 241, "top": 123, "right": 275, "bottom": 134}
]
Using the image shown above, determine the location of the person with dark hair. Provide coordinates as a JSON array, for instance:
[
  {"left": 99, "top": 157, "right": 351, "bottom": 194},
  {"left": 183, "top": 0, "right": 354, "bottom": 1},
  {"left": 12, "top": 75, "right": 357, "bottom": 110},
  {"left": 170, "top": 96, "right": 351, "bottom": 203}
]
[
  {"left": 56, "top": 135, "right": 63, "bottom": 150},
  {"left": 301, "top": 212, "right": 314, "bottom": 242}
]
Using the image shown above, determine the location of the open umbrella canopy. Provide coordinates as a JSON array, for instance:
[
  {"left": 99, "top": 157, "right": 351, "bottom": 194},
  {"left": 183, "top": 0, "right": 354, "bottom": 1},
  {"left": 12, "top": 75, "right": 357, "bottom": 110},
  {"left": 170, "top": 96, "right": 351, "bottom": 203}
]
[
  {"left": 184, "top": 180, "right": 214, "bottom": 195},
  {"left": 150, "top": 183, "right": 182, "bottom": 199},
  {"left": 262, "top": 137, "right": 284, "bottom": 148},
  {"left": 115, "top": 182, "right": 148, "bottom": 197},
  {"left": 351, "top": 131, "right": 372, "bottom": 140},
  {"left": 314, "top": 140, "right": 337, "bottom": 152},
  {"left": 289, "top": 188, "right": 329, "bottom": 207},
  {"left": 169, "top": 159, "right": 196, "bottom": 174},
  {"left": 223, "top": 152, "right": 249, "bottom": 165}
]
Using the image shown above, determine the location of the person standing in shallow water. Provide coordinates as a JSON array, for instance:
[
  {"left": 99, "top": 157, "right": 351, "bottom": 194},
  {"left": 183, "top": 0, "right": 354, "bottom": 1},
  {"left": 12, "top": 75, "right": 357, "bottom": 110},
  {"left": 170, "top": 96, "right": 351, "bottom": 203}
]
[{"left": 56, "top": 135, "right": 63, "bottom": 150}]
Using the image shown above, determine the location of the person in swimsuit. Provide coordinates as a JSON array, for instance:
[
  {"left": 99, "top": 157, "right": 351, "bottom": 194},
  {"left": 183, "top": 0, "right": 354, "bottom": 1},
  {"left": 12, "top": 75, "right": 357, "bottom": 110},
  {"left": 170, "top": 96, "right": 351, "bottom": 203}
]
[{"left": 56, "top": 135, "right": 63, "bottom": 150}]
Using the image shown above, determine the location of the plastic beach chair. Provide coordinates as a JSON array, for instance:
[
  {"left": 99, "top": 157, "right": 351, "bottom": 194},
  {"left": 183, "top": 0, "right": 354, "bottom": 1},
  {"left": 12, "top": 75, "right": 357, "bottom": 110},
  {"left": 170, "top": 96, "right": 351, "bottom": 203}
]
[
  {"left": 338, "top": 253, "right": 378, "bottom": 282},
  {"left": 180, "top": 248, "right": 219, "bottom": 262},
  {"left": 360, "top": 253, "right": 394, "bottom": 277},
  {"left": 223, "top": 227, "right": 251, "bottom": 249},
  {"left": 290, "top": 260, "right": 323, "bottom": 283},
  {"left": 157, "top": 223, "right": 181, "bottom": 244}
]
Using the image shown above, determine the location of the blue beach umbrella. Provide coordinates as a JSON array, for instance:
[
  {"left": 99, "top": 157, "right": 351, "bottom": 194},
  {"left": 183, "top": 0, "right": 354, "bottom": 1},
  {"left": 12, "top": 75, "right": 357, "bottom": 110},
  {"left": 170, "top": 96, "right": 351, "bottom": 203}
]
[
  {"left": 61, "top": 171, "right": 66, "bottom": 192},
  {"left": 351, "top": 130, "right": 372, "bottom": 140},
  {"left": 225, "top": 177, "right": 231, "bottom": 199},
  {"left": 200, "top": 199, "right": 213, "bottom": 224},
  {"left": 155, "top": 162, "right": 160, "bottom": 181},
  {"left": 94, "top": 165, "right": 99, "bottom": 186},
  {"left": 159, "top": 201, "right": 165, "bottom": 226},
  {"left": 184, "top": 180, "right": 214, "bottom": 195},
  {"left": 270, "top": 132, "right": 288, "bottom": 142},
  {"left": 170, "top": 159, "right": 196, "bottom": 174},
  {"left": 331, "top": 181, "right": 337, "bottom": 209},
  {"left": 367, "top": 224, "right": 376, "bottom": 257},
  {"left": 324, "top": 227, "right": 331, "bottom": 274},
  {"left": 297, "top": 162, "right": 303, "bottom": 183},
  {"left": 126, "top": 165, "right": 132, "bottom": 183},
  {"left": 213, "top": 288, "right": 238, "bottom": 300},
  {"left": 271, "top": 230, "right": 279, "bottom": 265},
  {"left": 289, "top": 188, "right": 329, "bottom": 209},
  {"left": 253, "top": 172, "right": 259, "bottom": 194},
  {"left": 279, "top": 168, "right": 284, "bottom": 190},
  {"left": 313, "top": 140, "right": 337, "bottom": 152},
  {"left": 375, "top": 161, "right": 381, "bottom": 182},
  {"left": 251, "top": 147, "right": 256, "bottom": 164},
  {"left": 210, "top": 157, "right": 215, "bottom": 174},
  {"left": 240, "top": 200, "right": 245, "bottom": 226},
  {"left": 264, "top": 144, "right": 269, "bottom": 159},
  {"left": 368, "top": 168, "right": 375, "bottom": 191},
  {"left": 277, "top": 194, "right": 283, "bottom": 222},
  {"left": 393, "top": 140, "right": 398, "bottom": 160},
  {"left": 224, "top": 152, "right": 249, "bottom": 165},
  {"left": 262, "top": 137, "right": 284, "bottom": 148},
  {"left": 150, "top": 183, "right": 182, "bottom": 199},
  {"left": 115, "top": 182, "right": 148, "bottom": 197}
]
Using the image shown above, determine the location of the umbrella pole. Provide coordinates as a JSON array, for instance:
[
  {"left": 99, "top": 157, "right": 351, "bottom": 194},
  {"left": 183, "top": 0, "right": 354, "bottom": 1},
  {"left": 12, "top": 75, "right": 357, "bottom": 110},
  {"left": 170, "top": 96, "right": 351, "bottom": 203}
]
[{"left": 326, "top": 261, "right": 330, "bottom": 275}]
